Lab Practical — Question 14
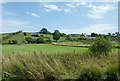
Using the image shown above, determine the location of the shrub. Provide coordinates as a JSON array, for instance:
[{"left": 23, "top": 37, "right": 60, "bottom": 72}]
[
  {"left": 36, "top": 36, "right": 45, "bottom": 43},
  {"left": 12, "top": 40, "right": 18, "bottom": 44},
  {"left": 23, "top": 32, "right": 27, "bottom": 36},
  {"left": 77, "top": 67, "right": 101, "bottom": 81},
  {"left": 25, "top": 37, "right": 33, "bottom": 43},
  {"left": 89, "top": 36, "right": 112, "bottom": 55},
  {"left": 31, "top": 34, "right": 39, "bottom": 37},
  {"left": 8, "top": 40, "right": 12, "bottom": 44},
  {"left": 105, "top": 64, "right": 119, "bottom": 81},
  {"left": 45, "top": 39, "right": 52, "bottom": 44}
]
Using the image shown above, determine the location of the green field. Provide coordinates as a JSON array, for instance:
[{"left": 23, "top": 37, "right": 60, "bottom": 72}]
[
  {"left": 2, "top": 44, "right": 88, "bottom": 54},
  {"left": 2, "top": 44, "right": 118, "bottom": 80},
  {"left": 2, "top": 32, "right": 119, "bottom": 80}
]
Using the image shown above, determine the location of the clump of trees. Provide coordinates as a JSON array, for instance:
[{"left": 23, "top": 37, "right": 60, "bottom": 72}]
[
  {"left": 53, "top": 30, "right": 60, "bottom": 41},
  {"left": 89, "top": 36, "right": 112, "bottom": 55},
  {"left": 25, "top": 36, "right": 52, "bottom": 44},
  {"left": 36, "top": 36, "right": 45, "bottom": 43},
  {"left": 9, "top": 40, "right": 18, "bottom": 44}
]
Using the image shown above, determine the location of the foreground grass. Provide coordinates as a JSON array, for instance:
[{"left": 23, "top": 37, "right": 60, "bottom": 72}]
[{"left": 2, "top": 50, "right": 119, "bottom": 80}]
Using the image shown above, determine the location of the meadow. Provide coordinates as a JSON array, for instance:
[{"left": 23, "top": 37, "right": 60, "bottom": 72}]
[
  {"left": 1, "top": 32, "right": 119, "bottom": 80},
  {"left": 2, "top": 44, "right": 119, "bottom": 80}
]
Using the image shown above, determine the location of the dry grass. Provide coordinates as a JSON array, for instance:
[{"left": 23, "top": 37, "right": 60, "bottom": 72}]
[{"left": 2, "top": 50, "right": 118, "bottom": 80}]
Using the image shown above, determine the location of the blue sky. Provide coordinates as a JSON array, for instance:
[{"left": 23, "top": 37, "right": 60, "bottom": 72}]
[{"left": 2, "top": 2, "right": 118, "bottom": 34}]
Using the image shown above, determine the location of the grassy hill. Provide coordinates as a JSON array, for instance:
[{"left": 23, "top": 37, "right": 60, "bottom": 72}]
[{"left": 2, "top": 32, "right": 66, "bottom": 44}]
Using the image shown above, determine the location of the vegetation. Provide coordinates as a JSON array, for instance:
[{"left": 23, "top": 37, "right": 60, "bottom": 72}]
[
  {"left": 89, "top": 36, "right": 112, "bottom": 55},
  {"left": 53, "top": 30, "right": 60, "bottom": 41},
  {"left": 25, "top": 37, "right": 33, "bottom": 43},
  {"left": 39, "top": 28, "right": 51, "bottom": 34},
  {"left": 2, "top": 49, "right": 118, "bottom": 80},
  {"left": 1, "top": 29, "right": 120, "bottom": 80},
  {"left": 23, "top": 32, "right": 27, "bottom": 36}
]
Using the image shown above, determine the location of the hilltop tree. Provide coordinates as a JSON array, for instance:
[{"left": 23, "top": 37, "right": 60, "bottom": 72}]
[
  {"left": 108, "top": 33, "right": 111, "bottom": 36},
  {"left": 91, "top": 32, "right": 98, "bottom": 37},
  {"left": 115, "top": 32, "right": 120, "bottom": 37},
  {"left": 53, "top": 30, "right": 60, "bottom": 41},
  {"left": 39, "top": 28, "right": 51, "bottom": 34}
]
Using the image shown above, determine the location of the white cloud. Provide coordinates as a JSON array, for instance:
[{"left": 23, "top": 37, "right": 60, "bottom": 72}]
[
  {"left": 26, "top": 11, "right": 40, "bottom": 18},
  {"left": 3, "top": 19, "right": 30, "bottom": 28},
  {"left": 76, "top": 2, "right": 86, "bottom": 6},
  {"left": 64, "top": 9, "right": 71, "bottom": 13},
  {"left": 31, "top": 13, "right": 40, "bottom": 18},
  {"left": 44, "top": 4, "right": 61, "bottom": 11},
  {"left": 59, "top": 24, "right": 117, "bottom": 34},
  {"left": 88, "top": 4, "right": 115, "bottom": 19},
  {"left": 66, "top": 4, "right": 76, "bottom": 8},
  {"left": 26, "top": 11, "right": 30, "bottom": 14}
]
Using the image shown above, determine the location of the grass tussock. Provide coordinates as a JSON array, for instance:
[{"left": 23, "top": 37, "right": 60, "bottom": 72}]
[{"left": 2, "top": 51, "right": 119, "bottom": 81}]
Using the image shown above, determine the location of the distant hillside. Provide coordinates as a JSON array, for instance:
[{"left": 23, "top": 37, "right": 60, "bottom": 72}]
[{"left": 2, "top": 32, "right": 66, "bottom": 44}]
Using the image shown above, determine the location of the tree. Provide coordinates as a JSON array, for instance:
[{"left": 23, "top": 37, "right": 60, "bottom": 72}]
[
  {"left": 115, "top": 32, "right": 119, "bottom": 37},
  {"left": 91, "top": 32, "right": 98, "bottom": 37},
  {"left": 25, "top": 37, "right": 33, "bottom": 43},
  {"left": 36, "top": 36, "right": 45, "bottom": 43},
  {"left": 89, "top": 36, "right": 112, "bottom": 55},
  {"left": 12, "top": 40, "right": 18, "bottom": 44},
  {"left": 9, "top": 40, "right": 12, "bottom": 44},
  {"left": 53, "top": 30, "right": 60, "bottom": 41},
  {"left": 24, "top": 32, "right": 27, "bottom": 36},
  {"left": 39, "top": 28, "right": 51, "bottom": 34},
  {"left": 108, "top": 33, "right": 111, "bottom": 36}
]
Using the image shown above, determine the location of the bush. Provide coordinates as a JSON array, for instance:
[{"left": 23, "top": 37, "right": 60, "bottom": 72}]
[
  {"left": 31, "top": 34, "right": 39, "bottom": 37},
  {"left": 105, "top": 64, "right": 119, "bottom": 81},
  {"left": 23, "top": 32, "right": 27, "bottom": 36},
  {"left": 36, "top": 36, "right": 45, "bottom": 43},
  {"left": 12, "top": 40, "right": 18, "bottom": 44},
  {"left": 89, "top": 36, "right": 112, "bottom": 55},
  {"left": 45, "top": 39, "right": 52, "bottom": 44},
  {"left": 77, "top": 68, "right": 101, "bottom": 81},
  {"left": 8, "top": 40, "right": 12, "bottom": 44},
  {"left": 25, "top": 37, "right": 33, "bottom": 43}
]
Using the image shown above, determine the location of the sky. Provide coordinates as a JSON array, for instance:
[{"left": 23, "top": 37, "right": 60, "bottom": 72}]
[{"left": 2, "top": 2, "right": 118, "bottom": 34}]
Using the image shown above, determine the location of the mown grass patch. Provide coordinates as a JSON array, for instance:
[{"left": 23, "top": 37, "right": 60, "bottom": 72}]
[{"left": 2, "top": 44, "right": 88, "bottom": 54}]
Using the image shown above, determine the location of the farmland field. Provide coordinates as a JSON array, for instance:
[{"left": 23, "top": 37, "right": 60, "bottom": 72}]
[{"left": 2, "top": 44, "right": 88, "bottom": 54}]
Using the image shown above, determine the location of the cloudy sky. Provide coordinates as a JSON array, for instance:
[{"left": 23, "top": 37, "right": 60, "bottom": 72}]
[{"left": 2, "top": 2, "right": 118, "bottom": 34}]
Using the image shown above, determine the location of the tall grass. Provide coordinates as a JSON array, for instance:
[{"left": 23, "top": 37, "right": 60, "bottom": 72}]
[{"left": 2, "top": 51, "right": 119, "bottom": 81}]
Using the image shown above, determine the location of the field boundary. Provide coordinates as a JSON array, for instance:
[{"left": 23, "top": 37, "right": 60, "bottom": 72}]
[{"left": 52, "top": 43, "right": 120, "bottom": 48}]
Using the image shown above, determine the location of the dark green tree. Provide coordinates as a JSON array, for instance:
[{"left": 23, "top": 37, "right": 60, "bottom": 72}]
[
  {"left": 25, "top": 37, "right": 33, "bottom": 43},
  {"left": 12, "top": 40, "right": 18, "bottom": 44},
  {"left": 9, "top": 40, "right": 12, "bottom": 44},
  {"left": 36, "top": 36, "right": 45, "bottom": 43},
  {"left": 39, "top": 28, "right": 51, "bottom": 34},
  {"left": 23, "top": 32, "right": 27, "bottom": 36},
  {"left": 91, "top": 32, "right": 98, "bottom": 37},
  {"left": 108, "top": 33, "right": 111, "bottom": 36},
  {"left": 53, "top": 30, "right": 60, "bottom": 41}
]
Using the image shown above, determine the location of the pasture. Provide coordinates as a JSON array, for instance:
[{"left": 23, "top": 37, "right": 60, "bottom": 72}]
[{"left": 2, "top": 44, "right": 88, "bottom": 55}]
